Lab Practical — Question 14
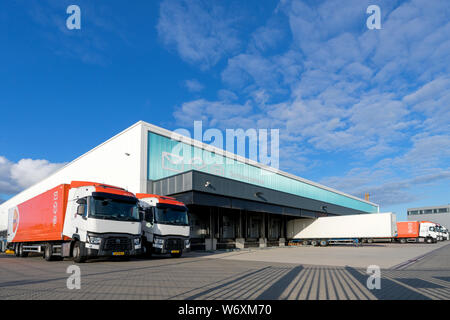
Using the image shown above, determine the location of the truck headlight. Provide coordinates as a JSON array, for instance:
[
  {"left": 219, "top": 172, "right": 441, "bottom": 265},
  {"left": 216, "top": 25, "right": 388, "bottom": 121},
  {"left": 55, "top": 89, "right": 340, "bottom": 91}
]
[
  {"left": 134, "top": 237, "right": 141, "bottom": 246},
  {"left": 185, "top": 239, "right": 190, "bottom": 248},
  {"left": 87, "top": 236, "right": 101, "bottom": 245}
]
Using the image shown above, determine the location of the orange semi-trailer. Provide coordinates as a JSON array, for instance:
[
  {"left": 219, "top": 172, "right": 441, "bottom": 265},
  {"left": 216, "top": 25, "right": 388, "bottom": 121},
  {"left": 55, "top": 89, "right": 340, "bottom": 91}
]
[{"left": 7, "top": 181, "right": 142, "bottom": 262}]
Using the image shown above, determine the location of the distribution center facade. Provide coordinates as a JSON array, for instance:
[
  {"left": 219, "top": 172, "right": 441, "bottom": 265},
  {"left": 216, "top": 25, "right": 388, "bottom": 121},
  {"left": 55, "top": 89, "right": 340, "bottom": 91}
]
[
  {"left": 408, "top": 205, "right": 450, "bottom": 229},
  {"left": 0, "top": 121, "right": 379, "bottom": 250}
]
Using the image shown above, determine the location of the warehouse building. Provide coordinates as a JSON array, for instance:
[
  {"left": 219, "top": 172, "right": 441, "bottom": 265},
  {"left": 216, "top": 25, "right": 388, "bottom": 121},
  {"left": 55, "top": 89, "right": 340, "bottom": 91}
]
[
  {"left": 408, "top": 205, "right": 450, "bottom": 229},
  {"left": 0, "top": 121, "right": 379, "bottom": 250}
]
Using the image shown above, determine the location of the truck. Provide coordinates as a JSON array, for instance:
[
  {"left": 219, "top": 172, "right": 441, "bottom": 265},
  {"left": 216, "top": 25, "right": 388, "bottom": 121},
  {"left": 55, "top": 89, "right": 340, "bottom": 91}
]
[
  {"left": 7, "top": 181, "right": 142, "bottom": 262},
  {"left": 396, "top": 221, "right": 438, "bottom": 243},
  {"left": 443, "top": 227, "right": 450, "bottom": 240},
  {"left": 287, "top": 212, "right": 397, "bottom": 246},
  {"left": 137, "top": 194, "right": 190, "bottom": 258},
  {"left": 435, "top": 224, "right": 448, "bottom": 241}
]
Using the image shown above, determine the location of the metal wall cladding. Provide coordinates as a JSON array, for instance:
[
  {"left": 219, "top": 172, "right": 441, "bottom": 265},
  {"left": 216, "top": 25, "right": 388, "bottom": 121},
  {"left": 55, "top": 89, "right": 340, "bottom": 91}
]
[
  {"left": 147, "top": 132, "right": 378, "bottom": 213},
  {"left": 151, "top": 171, "right": 368, "bottom": 216},
  {"left": 408, "top": 213, "right": 450, "bottom": 229}
]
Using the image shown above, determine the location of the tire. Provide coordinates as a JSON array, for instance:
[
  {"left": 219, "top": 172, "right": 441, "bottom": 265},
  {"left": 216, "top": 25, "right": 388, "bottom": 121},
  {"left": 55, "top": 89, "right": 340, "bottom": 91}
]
[
  {"left": 367, "top": 239, "right": 374, "bottom": 244},
  {"left": 44, "top": 244, "right": 54, "bottom": 261},
  {"left": 72, "top": 241, "right": 87, "bottom": 263},
  {"left": 311, "top": 240, "right": 319, "bottom": 247},
  {"left": 14, "top": 243, "right": 20, "bottom": 257},
  {"left": 319, "top": 240, "right": 328, "bottom": 247},
  {"left": 144, "top": 243, "right": 153, "bottom": 258},
  {"left": 170, "top": 250, "right": 182, "bottom": 258},
  {"left": 302, "top": 240, "right": 309, "bottom": 246},
  {"left": 400, "top": 238, "right": 407, "bottom": 244},
  {"left": 18, "top": 243, "right": 28, "bottom": 257},
  {"left": 426, "top": 237, "right": 433, "bottom": 244}
]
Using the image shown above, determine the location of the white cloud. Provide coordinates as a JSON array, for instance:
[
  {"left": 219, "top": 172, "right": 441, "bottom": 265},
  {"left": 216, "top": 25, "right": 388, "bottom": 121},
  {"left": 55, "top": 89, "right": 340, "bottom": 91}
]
[
  {"left": 157, "top": 0, "right": 241, "bottom": 69},
  {"left": 184, "top": 79, "right": 204, "bottom": 92},
  {"left": 173, "top": 98, "right": 254, "bottom": 128},
  {"left": 0, "top": 156, "right": 66, "bottom": 195},
  {"left": 170, "top": 0, "right": 450, "bottom": 209}
]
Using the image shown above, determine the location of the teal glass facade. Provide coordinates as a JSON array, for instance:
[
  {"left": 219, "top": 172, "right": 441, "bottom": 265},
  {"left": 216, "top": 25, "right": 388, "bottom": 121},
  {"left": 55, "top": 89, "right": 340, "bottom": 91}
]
[{"left": 148, "top": 132, "right": 378, "bottom": 213}]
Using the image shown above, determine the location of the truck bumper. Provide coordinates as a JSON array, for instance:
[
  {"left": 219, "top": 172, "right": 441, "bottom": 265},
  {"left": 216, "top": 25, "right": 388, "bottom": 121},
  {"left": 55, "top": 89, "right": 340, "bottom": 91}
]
[
  {"left": 86, "top": 247, "right": 141, "bottom": 257},
  {"left": 85, "top": 233, "right": 141, "bottom": 257},
  {"left": 151, "top": 237, "right": 190, "bottom": 254}
]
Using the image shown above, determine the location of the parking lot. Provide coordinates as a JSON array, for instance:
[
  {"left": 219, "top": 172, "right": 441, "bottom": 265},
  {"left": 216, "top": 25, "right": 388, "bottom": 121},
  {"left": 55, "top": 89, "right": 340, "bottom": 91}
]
[{"left": 1, "top": 242, "right": 449, "bottom": 300}]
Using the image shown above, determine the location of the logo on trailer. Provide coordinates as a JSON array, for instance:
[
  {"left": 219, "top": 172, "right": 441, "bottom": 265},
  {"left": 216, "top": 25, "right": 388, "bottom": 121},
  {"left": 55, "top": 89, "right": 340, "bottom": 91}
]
[{"left": 9, "top": 207, "right": 20, "bottom": 240}]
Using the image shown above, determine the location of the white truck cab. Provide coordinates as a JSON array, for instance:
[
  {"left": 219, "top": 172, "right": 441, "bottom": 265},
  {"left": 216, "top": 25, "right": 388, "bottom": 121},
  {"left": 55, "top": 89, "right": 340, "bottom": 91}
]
[
  {"left": 442, "top": 227, "right": 450, "bottom": 240},
  {"left": 137, "top": 194, "right": 190, "bottom": 258},
  {"left": 62, "top": 182, "right": 142, "bottom": 262},
  {"left": 419, "top": 221, "right": 438, "bottom": 243}
]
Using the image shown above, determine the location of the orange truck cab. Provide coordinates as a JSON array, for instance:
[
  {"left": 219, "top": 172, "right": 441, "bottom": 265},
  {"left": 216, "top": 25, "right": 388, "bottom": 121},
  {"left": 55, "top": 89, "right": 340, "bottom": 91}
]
[{"left": 396, "top": 221, "right": 438, "bottom": 244}]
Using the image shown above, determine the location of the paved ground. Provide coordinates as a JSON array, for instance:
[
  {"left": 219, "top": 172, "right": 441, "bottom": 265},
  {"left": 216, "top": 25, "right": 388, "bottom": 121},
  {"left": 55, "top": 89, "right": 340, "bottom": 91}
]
[
  {"left": 0, "top": 242, "right": 449, "bottom": 300},
  {"left": 194, "top": 241, "right": 450, "bottom": 268}
]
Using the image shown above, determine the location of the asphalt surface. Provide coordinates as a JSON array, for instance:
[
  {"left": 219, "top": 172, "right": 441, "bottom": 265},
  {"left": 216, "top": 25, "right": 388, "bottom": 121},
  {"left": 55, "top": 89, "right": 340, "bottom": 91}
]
[{"left": 0, "top": 242, "right": 449, "bottom": 300}]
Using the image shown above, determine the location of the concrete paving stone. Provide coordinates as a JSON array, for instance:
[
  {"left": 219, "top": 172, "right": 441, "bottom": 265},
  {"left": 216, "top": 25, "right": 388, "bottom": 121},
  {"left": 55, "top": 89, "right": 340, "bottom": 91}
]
[{"left": 1, "top": 242, "right": 449, "bottom": 300}]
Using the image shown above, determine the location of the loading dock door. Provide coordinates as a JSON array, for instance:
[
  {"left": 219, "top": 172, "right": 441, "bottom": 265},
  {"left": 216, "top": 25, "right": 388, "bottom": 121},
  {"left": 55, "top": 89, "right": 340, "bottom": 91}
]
[
  {"left": 269, "top": 217, "right": 281, "bottom": 239},
  {"left": 248, "top": 215, "right": 261, "bottom": 239},
  {"left": 222, "top": 215, "right": 235, "bottom": 239},
  {"left": 189, "top": 212, "right": 209, "bottom": 239}
]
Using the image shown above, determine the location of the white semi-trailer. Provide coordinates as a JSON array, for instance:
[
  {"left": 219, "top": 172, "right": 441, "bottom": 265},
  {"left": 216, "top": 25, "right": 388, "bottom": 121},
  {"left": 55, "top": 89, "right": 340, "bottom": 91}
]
[{"left": 287, "top": 212, "right": 397, "bottom": 246}]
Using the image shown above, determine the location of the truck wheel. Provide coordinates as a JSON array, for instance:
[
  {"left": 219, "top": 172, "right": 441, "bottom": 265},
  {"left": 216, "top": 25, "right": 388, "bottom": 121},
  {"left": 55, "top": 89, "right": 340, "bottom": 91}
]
[
  {"left": 14, "top": 243, "right": 21, "bottom": 257},
  {"left": 144, "top": 243, "right": 153, "bottom": 258},
  {"left": 426, "top": 237, "right": 433, "bottom": 244},
  {"left": 319, "top": 240, "right": 328, "bottom": 247},
  {"left": 44, "top": 244, "right": 54, "bottom": 261},
  {"left": 311, "top": 240, "right": 319, "bottom": 247},
  {"left": 18, "top": 243, "right": 28, "bottom": 257},
  {"left": 170, "top": 250, "right": 182, "bottom": 258},
  {"left": 72, "top": 242, "right": 87, "bottom": 263},
  {"left": 400, "top": 238, "right": 406, "bottom": 244},
  {"left": 302, "top": 240, "right": 310, "bottom": 246},
  {"left": 367, "top": 239, "right": 373, "bottom": 244}
]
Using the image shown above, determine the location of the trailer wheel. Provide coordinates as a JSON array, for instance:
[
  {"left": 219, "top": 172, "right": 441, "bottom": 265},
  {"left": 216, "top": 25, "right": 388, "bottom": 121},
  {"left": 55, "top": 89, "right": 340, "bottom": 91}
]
[
  {"left": 400, "top": 238, "right": 407, "bottom": 244},
  {"left": 44, "top": 244, "right": 54, "bottom": 261},
  {"left": 14, "top": 243, "right": 21, "bottom": 257},
  {"left": 72, "top": 241, "right": 87, "bottom": 263},
  {"left": 302, "top": 240, "right": 310, "bottom": 246},
  {"left": 18, "top": 243, "right": 28, "bottom": 257},
  {"left": 367, "top": 238, "right": 373, "bottom": 244},
  {"left": 319, "top": 240, "right": 328, "bottom": 247},
  {"left": 311, "top": 240, "right": 319, "bottom": 246}
]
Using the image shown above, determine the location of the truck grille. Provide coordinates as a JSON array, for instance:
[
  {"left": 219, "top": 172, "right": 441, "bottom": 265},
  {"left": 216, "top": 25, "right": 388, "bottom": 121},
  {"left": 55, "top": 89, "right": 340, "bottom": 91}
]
[
  {"left": 103, "top": 237, "right": 132, "bottom": 251},
  {"left": 165, "top": 238, "right": 183, "bottom": 250}
]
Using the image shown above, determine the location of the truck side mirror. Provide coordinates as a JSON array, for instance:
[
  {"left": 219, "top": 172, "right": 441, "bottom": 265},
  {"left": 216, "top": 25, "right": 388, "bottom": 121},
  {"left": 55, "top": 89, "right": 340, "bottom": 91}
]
[
  {"left": 145, "top": 211, "right": 153, "bottom": 223},
  {"left": 77, "top": 205, "right": 85, "bottom": 215}
]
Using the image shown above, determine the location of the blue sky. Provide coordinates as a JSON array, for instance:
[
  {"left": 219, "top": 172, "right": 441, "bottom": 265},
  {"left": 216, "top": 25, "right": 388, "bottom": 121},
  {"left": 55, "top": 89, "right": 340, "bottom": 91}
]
[{"left": 0, "top": 0, "right": 449, "bottom": 221}]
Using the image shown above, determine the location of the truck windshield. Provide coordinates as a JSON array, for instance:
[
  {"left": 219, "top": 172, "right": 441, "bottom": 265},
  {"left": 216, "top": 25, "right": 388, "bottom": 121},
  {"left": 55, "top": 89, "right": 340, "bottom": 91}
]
[
  {"left": 154, "top": 204, "right": 189, "bottom": 226},
  {"left": 89, "top": 196, "right": 139, "bottom": 222}
]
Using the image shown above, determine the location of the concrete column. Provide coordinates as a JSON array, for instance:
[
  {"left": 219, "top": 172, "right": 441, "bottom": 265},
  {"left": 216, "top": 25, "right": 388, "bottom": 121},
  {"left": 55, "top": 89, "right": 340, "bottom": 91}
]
[
  {"left": 205, "top": 238, "right": 217, "bottom": 251},
  {"left": 259, "top": 237, "right": 267, "bottom": 248},
  {"left": 260, "top": 212, "right": 267, "bottom": 247},
  {"left": 235, "top": 238, "right": 245, "bottom": 249}
]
